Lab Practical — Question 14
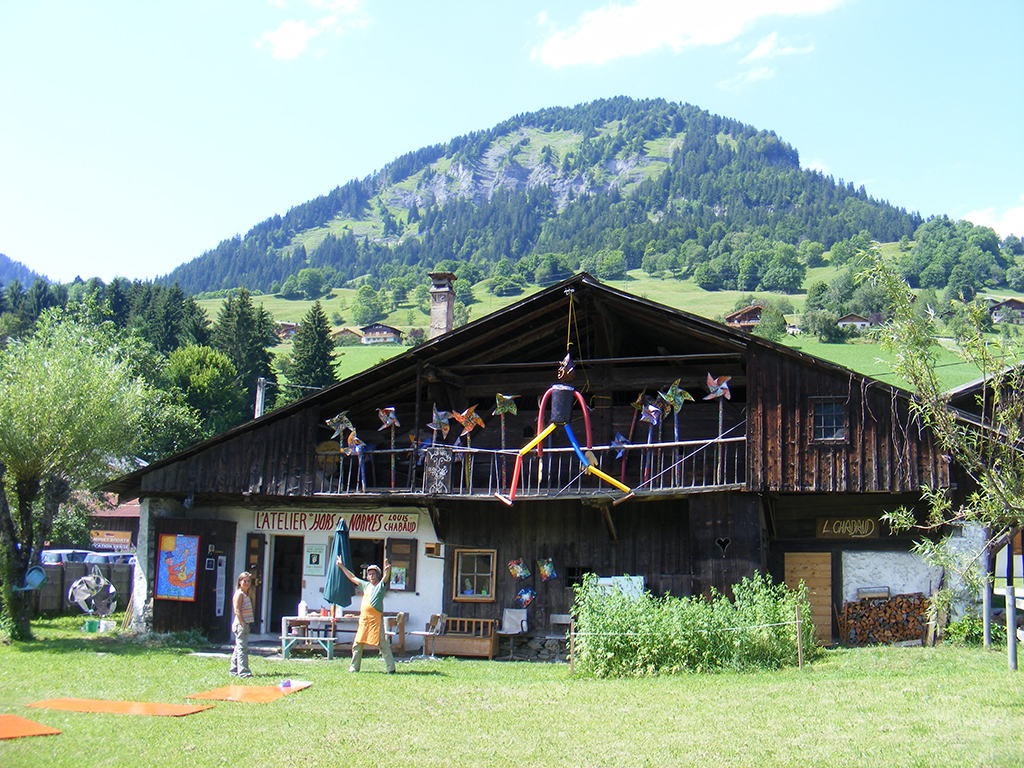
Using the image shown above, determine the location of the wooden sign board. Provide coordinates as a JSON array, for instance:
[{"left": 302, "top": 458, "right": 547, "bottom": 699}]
[{"left": 816, "top": 517, "right": 879, "bottom": 538}]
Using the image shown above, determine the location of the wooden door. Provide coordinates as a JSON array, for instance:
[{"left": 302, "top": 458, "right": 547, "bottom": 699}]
[
  {"left": 245, "top": 534, "right": 266, "bottom": 633},
  {"left": 785, "top": 552, "right": 832, "bottom": 645}
]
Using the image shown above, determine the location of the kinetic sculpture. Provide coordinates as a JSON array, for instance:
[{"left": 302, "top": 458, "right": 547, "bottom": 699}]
[{"left": 496, "top": 352, "right": 631, "bottom": 506}]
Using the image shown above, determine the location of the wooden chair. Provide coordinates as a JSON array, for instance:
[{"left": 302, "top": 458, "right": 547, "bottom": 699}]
[
  {"left": 496, "top": 608, "right": 528, "bottom": 660},
  {"left": 409, "top": 613, "right": 447, "bottom": 660}
]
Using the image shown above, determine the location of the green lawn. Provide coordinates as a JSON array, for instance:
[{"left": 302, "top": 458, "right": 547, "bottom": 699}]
[{"left": 2, "top": 615, "right": 1023, "bottom": 767}]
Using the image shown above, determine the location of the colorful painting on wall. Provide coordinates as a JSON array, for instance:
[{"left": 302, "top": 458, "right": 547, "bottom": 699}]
[{"left": 156, "top": 534, "right": 199, "bottom": 601}]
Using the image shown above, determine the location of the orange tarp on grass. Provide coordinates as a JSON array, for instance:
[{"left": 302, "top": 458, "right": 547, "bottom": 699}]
[
  {"left": 187, "top": 681, "right": 312, "bottom": 703},
  {"left": 26, "top": 699, "right": 213, "bottom": 717},
  {"left": 0, "top": 714, "right": 61, "bottom": 739}
]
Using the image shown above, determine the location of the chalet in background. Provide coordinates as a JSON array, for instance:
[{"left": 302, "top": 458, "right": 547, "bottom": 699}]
[{"left": 104, "top": 274, "right": 962, "bottom": 648}]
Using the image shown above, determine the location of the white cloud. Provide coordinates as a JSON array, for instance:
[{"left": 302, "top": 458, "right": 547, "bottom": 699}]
[
  {"left": 740, "top": 31, "right": 814, "bottom": 63},
  {"left": 258, "top": 0, "right": 369, "bottom": 60},
  {"left": 718, "top": 65, "right": 775, "bottom": 89},
  {"left": 964, "top": 196, "right": 1024, "bottom": 239},
  {"left": 532, "top": 0, "right": 842, "bottom": 68}
]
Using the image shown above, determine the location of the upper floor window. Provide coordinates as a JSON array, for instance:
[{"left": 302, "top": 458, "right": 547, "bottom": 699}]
[{"left": 812, "top": 398, "right": 847, "bottom": 442}]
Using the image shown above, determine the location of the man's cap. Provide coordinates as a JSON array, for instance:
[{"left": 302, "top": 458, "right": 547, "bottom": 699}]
[{"left": 366, "top": 565, "right": 382, "bottom": 574}]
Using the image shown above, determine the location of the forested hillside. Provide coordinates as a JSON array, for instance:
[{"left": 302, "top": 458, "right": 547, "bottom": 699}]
[
  {"left": 0, "top": 253, "right": 44, "bottom": 286},
  {"left": 159, "top": 97, "right": 923, "bottom": 297}
]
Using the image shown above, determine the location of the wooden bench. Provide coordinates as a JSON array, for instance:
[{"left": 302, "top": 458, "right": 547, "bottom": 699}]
[{"left": 431, "top": 617, "right": 498, "bottom": 660}]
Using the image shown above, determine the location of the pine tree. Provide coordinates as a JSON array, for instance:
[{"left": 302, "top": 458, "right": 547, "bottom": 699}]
[
  {"left": 211, "top": 287, "right": 279, "bottom": 411},
  {"left": 289, "top": 300, "right": 337, "bottom": 389}
]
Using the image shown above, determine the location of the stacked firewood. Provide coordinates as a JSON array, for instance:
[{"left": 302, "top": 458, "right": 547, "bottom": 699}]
[{"left": 840, "top": 593, "right": 928, "bottom": 646}]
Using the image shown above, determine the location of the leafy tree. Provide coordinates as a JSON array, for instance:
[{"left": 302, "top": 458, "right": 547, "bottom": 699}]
[
  {"left": 289, "top": 301, "right": 338, "bottom": 390},
  {"left": 296, "top": 268, "right": 326, "bottom": 300},
  {"left": 0, "top": 311, "right": 180, "bottom": 639},
  {"left": 753, "top": 303, "right": 787, "bottom": 341},
  {"left": 867, "top": 256, "right": 1024, "bottom": 599},
  {"left": 760, "top": 243, "right": 806, "bottom": 293},
  {"left": 799, "top": 240, "right": 826, "bottom": 267},
  {"left": 803, "top": 309, "right": 847, "bottom": 343},
  {"left": 164, "top": 345, "right": 247, "bottom": 436},
  {"left": 350, "top": 284, "right": 384, "bottom": 325}
]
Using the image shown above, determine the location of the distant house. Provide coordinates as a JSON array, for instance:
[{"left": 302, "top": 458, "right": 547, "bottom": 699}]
[
  {"left": 836, "top": 313, "right": 871, "bottom": 330},
  {"left": 360, "top": 323, "right": 403, "bottom": 344},
  {"left": 276, "top": 321, "right": 299, "bottom": 340},
  {"left": 989, "top": 298, "right": 1024, "bottom": 325},
  {"left": 332, "top": 327, "right": 363, "bottom": 343},
  {"left": 724, "top": 305, "right": 762, "bottom": 333}
]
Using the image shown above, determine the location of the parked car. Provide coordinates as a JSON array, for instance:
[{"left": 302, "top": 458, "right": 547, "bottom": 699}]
[
  {"left": 40, "top": 549, "right": 94, "bottom": 564},
  {"left": 84, "top": 552, "right": 135, "bottom": 565}
]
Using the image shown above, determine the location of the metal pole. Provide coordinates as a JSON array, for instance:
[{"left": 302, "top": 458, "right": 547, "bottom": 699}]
[
  {"left": 1008, "top": 529, "right": 1018, "bottom": 672},
  {"left": 796, "top": 603, "right": 804, "bottom": 670},
  {"left": 982, "top": 540, "right": 992, "bottom": 649}
]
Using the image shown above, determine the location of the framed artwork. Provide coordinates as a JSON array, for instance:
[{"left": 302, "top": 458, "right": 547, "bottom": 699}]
[
  {"left": 304, "top": 544, "right": 326, "bottom": 576},
  {"left": 155, "top": 534, "right": 199, "bottom": 601}
]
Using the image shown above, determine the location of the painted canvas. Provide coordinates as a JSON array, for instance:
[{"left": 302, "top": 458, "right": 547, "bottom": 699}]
[{"left": 156, "top": 534, "right": 199, "bottom": 601}]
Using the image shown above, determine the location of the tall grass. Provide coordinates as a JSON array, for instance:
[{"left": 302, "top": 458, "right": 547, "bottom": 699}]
[{"left": 572, "top": 572, "right": 817, "bottom": 676}]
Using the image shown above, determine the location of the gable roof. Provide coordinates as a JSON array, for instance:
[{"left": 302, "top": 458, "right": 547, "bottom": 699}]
[{"left": 102, "top": 273, "right": 915, "bottom": 498}]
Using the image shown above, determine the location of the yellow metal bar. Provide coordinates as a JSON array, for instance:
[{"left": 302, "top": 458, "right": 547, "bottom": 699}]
[
  {"left": 519, "top": 422, "right": 557, "bottom": 455},
  {"left": 585, "top": 464, "right": 631, "bottom": 493}
]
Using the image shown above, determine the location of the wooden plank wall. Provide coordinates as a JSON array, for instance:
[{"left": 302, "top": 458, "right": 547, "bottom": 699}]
[
  {"left": 747, "top": 346, "right": 949, "bottom": 493},
  {"left": 437, "top": 497, "right": 692, "bottom": 627},
  {"left": 140, "top": 408, "right": 320, "bottom": 497}
]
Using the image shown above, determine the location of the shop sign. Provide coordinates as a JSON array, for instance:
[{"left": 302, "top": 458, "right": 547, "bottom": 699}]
[
  {"left": 816, "top": 517, "right": 879, "bottom": 538},
  {"left": 253, "top": 510, "right": 419, "bottom": 535},
  {"left": 90, "top": 530, "right": 133, "bottom": 550}
]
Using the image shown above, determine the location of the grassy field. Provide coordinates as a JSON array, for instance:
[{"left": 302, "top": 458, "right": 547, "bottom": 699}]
[
  {"left": 196, "top": 265, "right": 994, "bottom": 393},
  {"left": 2, "top": 614, "right": 1023, "bottom": 767}
]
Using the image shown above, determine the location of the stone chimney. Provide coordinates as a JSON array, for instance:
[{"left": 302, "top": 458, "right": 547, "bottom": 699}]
[{"left": 428, "top": 271, "right": 457, "bottom": 339}]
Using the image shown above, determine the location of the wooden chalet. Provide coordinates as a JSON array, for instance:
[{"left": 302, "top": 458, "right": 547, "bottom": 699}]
[
  {"left": 724, "top": 305, "right": 762, "bottom": 332},
  {"left": 360, "top": 323, "right": 403, "bottom": 344},
  {"left": 104, "top": 274, "right": 959, "bottom": 647}
]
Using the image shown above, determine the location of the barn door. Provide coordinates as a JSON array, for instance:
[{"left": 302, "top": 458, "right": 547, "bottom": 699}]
[{"left": 785, "top": 552, "right": 832, "bottom": 645}]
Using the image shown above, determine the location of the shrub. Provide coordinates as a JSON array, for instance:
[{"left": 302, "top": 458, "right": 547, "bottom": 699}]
[
  {"left": 945, "top": 612, "right": 1006, "bottom": 646},
  {"left": 571, "top": 572, "right": 816, "bottom": 677}
]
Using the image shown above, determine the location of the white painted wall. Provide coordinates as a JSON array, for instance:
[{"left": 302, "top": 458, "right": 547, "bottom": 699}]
[
  {"left": 216, "top": 505, "right": 445, "bottom": 650},
  {"left": 841, "top": 551, "right": 943, "bottom": 603}
]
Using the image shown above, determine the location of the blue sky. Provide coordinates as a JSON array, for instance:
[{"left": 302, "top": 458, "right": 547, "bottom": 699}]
[{"left": 2, "top": 0, "right": 1021, "bottom": 283}]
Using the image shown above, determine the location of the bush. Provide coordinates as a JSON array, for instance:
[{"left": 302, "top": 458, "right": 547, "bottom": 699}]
[
  {"left": 945, "top": 612, "right": 1006, "bottom": 646},
  {"left": 571, "top": 572, "right": 816, "bottom": 677}
]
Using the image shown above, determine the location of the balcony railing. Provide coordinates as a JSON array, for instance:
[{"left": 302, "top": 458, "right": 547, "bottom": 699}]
[{"left": 314, "top": 432, "right": 746, "bottom": 500}]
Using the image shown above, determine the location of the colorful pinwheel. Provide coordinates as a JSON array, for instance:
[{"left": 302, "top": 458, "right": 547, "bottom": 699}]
[
  {"left": 377, "top": 407, "right": 400, "bottom": 430},
  {"left": 326, "top": 411, "right": 355, "bottom": 440},
  {"left": 427, "top": 405, "right": 450, "bottom": 440},
  {"left": 704, "top": 373, "right": 732, "bottom": 484},
  {"left": 611, "top": 432, "right": 632, "bottom": 460},
  {"left": 704, "top": 374, "right": 732, "bottom": 401},
  {"left": 377, "top": 407, "right": 401, "bottom": 488},
  {"left": 493, "top": 394, "right": 519, "bottom": 489},
  {"left": 659, "top": 379, "right": 694, "bottom": 484},
  {"left": 452, "top": 405, "right": 485, "bottom": 438}
]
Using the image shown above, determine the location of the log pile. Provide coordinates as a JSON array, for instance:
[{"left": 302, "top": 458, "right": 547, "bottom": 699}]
[{"left": 840, "top": 593, "right": 928, "bottom": 646}]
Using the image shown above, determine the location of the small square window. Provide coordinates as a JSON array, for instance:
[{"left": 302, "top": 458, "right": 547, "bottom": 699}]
[
  {"left": 812, "top": 399, "right": 847, "bottom": 441},
  {"left": 453, "top": 549, "right": 496, "bottom": 602}
]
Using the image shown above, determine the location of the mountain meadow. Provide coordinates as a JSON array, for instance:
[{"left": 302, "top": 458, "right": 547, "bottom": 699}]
[{"left": 3, "top": 97, "right": 1022, "bottom": 437}]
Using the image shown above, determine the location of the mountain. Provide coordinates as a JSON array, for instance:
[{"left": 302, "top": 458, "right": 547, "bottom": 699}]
[
  {"left": 159, "top": 96, "right": 922, "bottom": 295},
  {"left": 0, "top": 253, "right": 47, "bottom": 286}
]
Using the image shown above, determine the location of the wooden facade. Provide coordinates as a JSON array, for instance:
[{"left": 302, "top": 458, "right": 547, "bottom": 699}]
[{"left": 106, "top": 274, "right": 958, "bottom": 644}]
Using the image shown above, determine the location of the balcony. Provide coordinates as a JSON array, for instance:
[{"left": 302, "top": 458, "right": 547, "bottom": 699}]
[{"left": 314, "top": 431, "right": 747, "bottom": 501}]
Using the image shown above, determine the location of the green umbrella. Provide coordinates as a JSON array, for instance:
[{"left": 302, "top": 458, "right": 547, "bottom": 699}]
[{"left": 324, "top": 518, "right": 355, "bottom": 608}]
